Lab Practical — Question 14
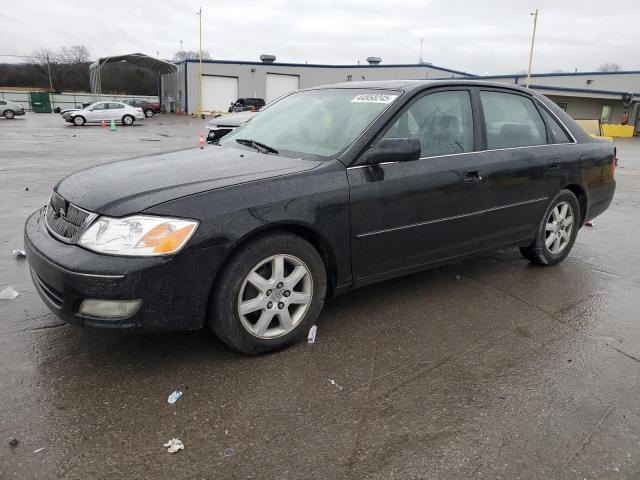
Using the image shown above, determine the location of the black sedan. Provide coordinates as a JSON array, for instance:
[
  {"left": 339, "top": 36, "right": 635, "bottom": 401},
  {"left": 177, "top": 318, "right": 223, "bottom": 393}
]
[{"left": 25, "top": 80, "right": 616, "bottom": 354}]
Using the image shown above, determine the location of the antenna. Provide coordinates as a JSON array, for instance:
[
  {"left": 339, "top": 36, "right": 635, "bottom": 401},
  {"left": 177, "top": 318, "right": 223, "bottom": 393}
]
[{"left": 419, "top": 38, "right": 424, "bottom": 64}]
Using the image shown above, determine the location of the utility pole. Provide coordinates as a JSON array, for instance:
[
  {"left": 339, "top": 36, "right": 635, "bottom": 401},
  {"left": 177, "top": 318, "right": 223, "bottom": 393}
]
[
  {"left": 419, "top": 38, "right": 424, "bottom": 64},
  {"left": 46, "top": 53, "right": 53, "bottom": 91},
  {"left": 525, "top": 8, "right": 538, "bottom": 88},
  {"left": 196, "top": 7, "right": 203, "bottom": 116}
]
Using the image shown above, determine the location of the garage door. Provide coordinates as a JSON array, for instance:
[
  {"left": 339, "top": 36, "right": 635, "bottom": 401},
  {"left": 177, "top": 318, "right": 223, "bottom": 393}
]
[
  {"left": 202, "top": 76, "right": 238, "bottom": 112},
  {"left": 266, "top": 74, "right": 300, "bottom": 103}
]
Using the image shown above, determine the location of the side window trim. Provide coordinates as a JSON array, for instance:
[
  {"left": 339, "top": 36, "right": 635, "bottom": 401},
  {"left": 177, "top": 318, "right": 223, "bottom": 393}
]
[{"left": 374, "top": 87, "right": 477, "bottom": 160}]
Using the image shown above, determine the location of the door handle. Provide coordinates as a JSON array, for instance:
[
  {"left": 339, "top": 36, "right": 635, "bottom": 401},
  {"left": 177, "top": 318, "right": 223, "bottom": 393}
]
[{"left": 463, "top": 171, "right": 483, "bottom": 183}]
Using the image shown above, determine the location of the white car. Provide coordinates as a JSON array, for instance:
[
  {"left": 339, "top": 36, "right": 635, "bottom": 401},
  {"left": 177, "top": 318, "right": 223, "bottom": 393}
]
[{"left": 61, "top": 101, "right": 145, "bottom": 126}]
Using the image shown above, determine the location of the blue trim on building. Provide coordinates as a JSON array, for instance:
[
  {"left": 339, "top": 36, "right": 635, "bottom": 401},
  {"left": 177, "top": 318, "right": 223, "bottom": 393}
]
[
  {"left": 481, "top": 70, "right": 640, "bottom": 81},
  {"left": 181, "top": 59, "right": 476, "bottom": 77},
  {"left": 528, "top": 84, "right": 640, "bottom": 97}
]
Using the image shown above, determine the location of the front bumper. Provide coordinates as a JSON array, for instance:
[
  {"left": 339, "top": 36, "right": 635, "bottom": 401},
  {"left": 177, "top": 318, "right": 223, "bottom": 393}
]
[
  {"left": 15, "top": 109, "right": 25, "bottom": 116},
  {"left": 24, "top": 209, "right": 226, "bottom": 332}
]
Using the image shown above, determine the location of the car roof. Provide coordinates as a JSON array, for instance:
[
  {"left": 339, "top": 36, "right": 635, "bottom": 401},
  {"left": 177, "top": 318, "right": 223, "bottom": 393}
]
[{"left": 308, "top": 79, "right": 534, "bottom": 96}]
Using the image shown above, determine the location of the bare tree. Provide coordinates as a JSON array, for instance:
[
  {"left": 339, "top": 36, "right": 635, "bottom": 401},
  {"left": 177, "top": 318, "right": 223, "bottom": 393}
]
[
  {"left": 172, "top": 50, "right": 211, "bottom": 62},
  {"left": 597, "top": 63, "right": 622, "bottom": 72},
  {"left": 58, "top": 45, "right": 90, "bottom": 64}
]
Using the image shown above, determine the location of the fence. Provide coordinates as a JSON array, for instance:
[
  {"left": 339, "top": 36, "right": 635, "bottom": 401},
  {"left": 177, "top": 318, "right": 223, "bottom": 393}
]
[{"left": 0, "top": 91, "right": 160, "bottom": 112}]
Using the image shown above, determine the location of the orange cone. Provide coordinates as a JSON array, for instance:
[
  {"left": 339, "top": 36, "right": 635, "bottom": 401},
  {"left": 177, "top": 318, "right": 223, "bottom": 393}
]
[
  {"left": 101, "top": 120, "right": 106, "bottom": 128},
  {"left": 199, "top": 134, "right": 205, "bottom": 149}
]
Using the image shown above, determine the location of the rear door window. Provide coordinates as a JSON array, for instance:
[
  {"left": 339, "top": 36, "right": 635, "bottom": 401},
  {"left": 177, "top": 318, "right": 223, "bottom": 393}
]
[
  {"left": 538, "top": 106, "right": 573, "bottom": 144},
  {"left": 480, "top": 91, "right": 547, "bottom": 149},
  {"left": 383, "top": 90, "right": 474, "bottom": 157}
]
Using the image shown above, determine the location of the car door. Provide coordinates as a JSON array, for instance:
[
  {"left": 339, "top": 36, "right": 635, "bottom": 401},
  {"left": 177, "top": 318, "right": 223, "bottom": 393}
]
[
  {"left": 474, "top": 88, "right": 559, "bottom": 247},
  {"left": 348, "top": 88, "right": 486, "bottom": 280},
  {"left": 86, "top": 103, "right": 108, "bottom": 122},
  {"left": 109, "top": 103, "right": 125, "bottom": 121}
]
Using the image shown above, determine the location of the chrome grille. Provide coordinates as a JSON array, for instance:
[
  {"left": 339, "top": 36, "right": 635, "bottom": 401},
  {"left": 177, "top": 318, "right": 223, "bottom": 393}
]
[{"left": 45, "top": 192, "right": 91, "bottom": 241}]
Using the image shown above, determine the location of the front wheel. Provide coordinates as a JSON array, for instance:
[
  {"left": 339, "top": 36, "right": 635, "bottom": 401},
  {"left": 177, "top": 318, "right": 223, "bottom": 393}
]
[
  {"left": 4, "top": 110, "right": 15, "bottom": 119},
  {"left": 72, "top": 115, "right": 85, "bottom": 126},
  {"left": 209, "top": 232, "right": 327, "bottom": 355},
  {"left": 520, "top": 189, "right": 580, "bottom": 266}
]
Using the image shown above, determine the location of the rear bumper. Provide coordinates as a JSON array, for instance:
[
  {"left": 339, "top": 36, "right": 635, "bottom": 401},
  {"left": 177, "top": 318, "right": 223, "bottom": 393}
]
[{"left": 24, "top": 209, "right": 227, "bottom": 332}]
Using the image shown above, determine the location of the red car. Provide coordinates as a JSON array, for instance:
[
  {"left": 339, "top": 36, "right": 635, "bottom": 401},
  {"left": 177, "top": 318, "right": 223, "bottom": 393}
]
[{"left": 122, "top": 99, "right": 161, "bottom": 117}]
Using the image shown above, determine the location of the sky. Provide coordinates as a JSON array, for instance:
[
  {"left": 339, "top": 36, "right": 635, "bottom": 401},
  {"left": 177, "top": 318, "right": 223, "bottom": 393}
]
[{"left": 1, "top": 0, "right": 638, "bottom": 75}]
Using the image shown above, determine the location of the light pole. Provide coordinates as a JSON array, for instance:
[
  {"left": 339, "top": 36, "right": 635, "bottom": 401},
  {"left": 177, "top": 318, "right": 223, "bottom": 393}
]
[
  {"left": 196, "top": 7, "right": 203, "bottom": 116},
  {"left": 525, "top": 8, "right": 538, "bottom": 88}
]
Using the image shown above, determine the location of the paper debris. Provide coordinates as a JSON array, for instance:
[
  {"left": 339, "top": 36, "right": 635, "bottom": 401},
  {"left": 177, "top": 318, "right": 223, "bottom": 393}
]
[
  {"left": 0, "top": 287, "right": 20, "bottom": 300},
  {"left": 33, "top": 447, "right": 44, "bottom": 453},
  {"left": 308, "top": 325, "right": 317, "bottom": 344},
  {"left": 223, "top": 447, "right": 235, "bottom": 457},
  {"left": 12, "top": 249, "right": 26, "bottom": 258},
  {"left": 163, "top": 438, "right": 184, "bottom": 453}
]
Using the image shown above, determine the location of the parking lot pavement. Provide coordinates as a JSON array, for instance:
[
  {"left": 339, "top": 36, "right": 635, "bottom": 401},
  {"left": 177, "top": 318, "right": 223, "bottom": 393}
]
[{"left": 1, "top": 113, "right": 640, "bottom": 479}]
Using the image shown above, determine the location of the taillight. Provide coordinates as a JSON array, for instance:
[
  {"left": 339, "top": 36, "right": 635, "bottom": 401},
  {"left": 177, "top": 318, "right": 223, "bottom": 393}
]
[{"left": 612, "top": 147, "right": 618, "bottom": 177}]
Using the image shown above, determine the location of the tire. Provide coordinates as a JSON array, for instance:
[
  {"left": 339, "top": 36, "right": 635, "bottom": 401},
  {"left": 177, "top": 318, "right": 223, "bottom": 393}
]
[
  {"left": 122, "top": 115, "right": 134, "bottom": 126},
  {"left": 72, "top": 115, "right": 85, "bottom": 126},
  {"left": 209, "top": 232, "right": 327, "bottom": 355},
  {"left": 144, "top": 109, "right": 154, "bottom": 117},
  {"left": 4, "top": 110, "right": 15, "bottom": 119},
  {"left": 520, "top": 189, "right": 580, "bottom": 266}
]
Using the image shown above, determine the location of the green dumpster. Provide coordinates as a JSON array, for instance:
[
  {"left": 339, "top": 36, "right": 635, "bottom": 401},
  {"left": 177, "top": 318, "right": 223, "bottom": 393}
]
[{"left": 29, "top": 92, "right": 52, "bottom": 113}]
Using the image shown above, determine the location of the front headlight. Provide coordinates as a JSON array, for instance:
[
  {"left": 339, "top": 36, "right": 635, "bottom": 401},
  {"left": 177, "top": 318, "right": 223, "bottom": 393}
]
[{"left": 78, "top": 215, "right": 198, "bottom": 256}]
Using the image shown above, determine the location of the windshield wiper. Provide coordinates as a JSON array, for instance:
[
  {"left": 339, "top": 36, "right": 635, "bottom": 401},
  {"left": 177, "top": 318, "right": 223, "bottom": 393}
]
[{"left": 235, "top": 138, "right": 278, "bottom": 154}]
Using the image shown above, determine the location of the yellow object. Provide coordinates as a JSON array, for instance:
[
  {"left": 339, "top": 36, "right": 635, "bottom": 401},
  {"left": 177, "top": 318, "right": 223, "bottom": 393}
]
[
  {"left": 601, "top": 124, "right": 635, "bottom": 138},
  {"left": 589, "top": 134, "right": 613, "bottom": 142}
]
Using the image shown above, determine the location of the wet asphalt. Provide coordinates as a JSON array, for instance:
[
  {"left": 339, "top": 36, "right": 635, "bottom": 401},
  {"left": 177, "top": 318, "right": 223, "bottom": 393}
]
[{"left": 1, "top": 113, "right": 639, "bottom": 479}]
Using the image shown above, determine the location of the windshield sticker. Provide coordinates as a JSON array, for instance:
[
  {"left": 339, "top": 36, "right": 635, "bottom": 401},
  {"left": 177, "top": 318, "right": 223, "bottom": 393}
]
[{"left": 350, "top": 94, "right": 398, "bottom": 104}]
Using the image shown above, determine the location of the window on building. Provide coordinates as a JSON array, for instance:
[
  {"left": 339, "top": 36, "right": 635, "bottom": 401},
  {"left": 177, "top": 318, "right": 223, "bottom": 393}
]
[
  {"left": 480, "top": 91, "right": 547, "bottom": 149},
  {"left": 601, "top": 105, "right": 612, "bottom": 123},
  {"left": 383, "top": 90, "right": 474, "bottom": 157},
  {"left": 539, "top": 107, "right": 572, "bottom": 144}
]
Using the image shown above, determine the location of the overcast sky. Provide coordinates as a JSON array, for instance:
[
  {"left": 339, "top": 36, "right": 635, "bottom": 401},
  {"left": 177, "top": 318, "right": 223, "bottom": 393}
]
[{"left": 1, "top": 0, "right": 638, "bottom": 75}]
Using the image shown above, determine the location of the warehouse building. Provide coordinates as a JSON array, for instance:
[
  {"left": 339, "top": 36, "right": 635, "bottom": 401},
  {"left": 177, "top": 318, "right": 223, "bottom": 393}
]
[{"left": 160, "top": 56, "right": 473, "bottom": 114}]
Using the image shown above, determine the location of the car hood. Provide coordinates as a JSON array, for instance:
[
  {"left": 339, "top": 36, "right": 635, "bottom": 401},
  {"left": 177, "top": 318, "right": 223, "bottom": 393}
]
[
  {"left": 55, "top": 146, "right": 323, "bottom": 216},
  {"left": 61, "top": 108, "right": 83, "bottom": 115},
  {"left": 207, "top": 111, "right": 256, "bottom": 128}
]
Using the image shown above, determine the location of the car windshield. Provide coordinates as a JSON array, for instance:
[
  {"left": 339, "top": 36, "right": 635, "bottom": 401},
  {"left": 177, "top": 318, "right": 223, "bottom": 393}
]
[{"left": 221, "top": 88, "right": 401, "bottom": 157}]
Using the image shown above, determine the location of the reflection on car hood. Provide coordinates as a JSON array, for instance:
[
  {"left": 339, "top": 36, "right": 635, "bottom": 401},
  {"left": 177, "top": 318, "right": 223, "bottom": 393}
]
[
  {"left": 55, "top": 146, "right": 322, "bottom": 216},
  {"left": 207, "top": 111, "right": 257, "bottom": 128}
]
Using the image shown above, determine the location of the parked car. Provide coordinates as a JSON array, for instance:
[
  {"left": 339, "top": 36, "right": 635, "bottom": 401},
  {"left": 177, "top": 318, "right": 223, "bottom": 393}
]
[
  {"left": 0, "top": 99, "right": 26, "bottom": 119},
  {"left": 122, "top": 99, "right": 160, "bottom": 117},
  {"left": 61, "top": 101, "right": 145, "bottom": 126},
  {"left": 228, "top": 97, "right": 265, "bottom": 113},
  {"left": 206, "top": 111, "right": 257, "bottom": 143},
  {"left": 25, "top": 80, "right": 616, "bottom": 354}
]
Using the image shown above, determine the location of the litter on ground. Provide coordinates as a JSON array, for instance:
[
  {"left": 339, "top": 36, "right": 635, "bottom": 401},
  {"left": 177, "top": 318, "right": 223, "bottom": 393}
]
[
  {"left": 0, "top": 287, "right": 20, "bottom": 300},
  {"left": 223, "top": 448, "right": 235, "bottom": 457},
  {"left": 167, "top": 390, "right": 183, "bottom": 404},
  {"left": 308, "top": 325, "right": 317, "bottom": 344},
  {"left": 163, "top": 438, "right": 184, "bottom": 453},
  {"left": 12, "top": 249, "right": 26, "bottom": 258},
  {"left": 33, "top": 447, "right": 44, "bottom": 453},
  {"left": 8, "top": 437, "right": 18, "bottom": 447},
  {"left": 328, "top": 379, "right": 343, "bottom": 391}
]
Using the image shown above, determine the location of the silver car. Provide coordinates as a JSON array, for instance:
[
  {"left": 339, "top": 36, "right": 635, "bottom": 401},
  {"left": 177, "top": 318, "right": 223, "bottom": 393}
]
[
  {"left": 0, "top": 99, "right": 26, "bottom": 119},
  {"left": 61, "top": 101, "right": 145, "bottom": 126}
]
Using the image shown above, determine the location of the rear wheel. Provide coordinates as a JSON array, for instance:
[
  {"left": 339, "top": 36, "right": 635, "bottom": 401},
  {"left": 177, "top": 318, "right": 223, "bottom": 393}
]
[
  {"left": 144, "top": 108, "right": 154, "bottom": 117},
  {"left": 4, "top": 110, "right": 15, "bottom": 119},
  {"left": 520, "top": 189, "right": 580, "bottom": 266},
  {"left": 72, "top": 115, "right": 85, "bottom": 126},
  {"left": 209, "top": 232, "right": 327, "bottom": 355},
  {"left": 122, "top": 115, "right": 134, "bottom": 126}
]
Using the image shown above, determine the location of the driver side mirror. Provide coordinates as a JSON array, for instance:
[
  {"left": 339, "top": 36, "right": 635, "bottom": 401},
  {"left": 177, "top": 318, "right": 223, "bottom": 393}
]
[{"left": 361, "top": 138, "right": 422, "bottom": 165}]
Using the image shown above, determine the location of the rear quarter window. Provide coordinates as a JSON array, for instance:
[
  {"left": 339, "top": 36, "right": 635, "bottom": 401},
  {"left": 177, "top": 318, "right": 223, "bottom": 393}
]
[{"left": 538, "top": 106, "right": 573, "bottom": 144}]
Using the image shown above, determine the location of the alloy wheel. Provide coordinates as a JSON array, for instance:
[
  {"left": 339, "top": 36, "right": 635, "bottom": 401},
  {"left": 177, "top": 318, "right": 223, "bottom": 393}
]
[
  {"left": 237, "top": 254, "right": 313, "bottom": 339},
  {"left": 545, "top": 201, "right": 574, "bottom": 254}
]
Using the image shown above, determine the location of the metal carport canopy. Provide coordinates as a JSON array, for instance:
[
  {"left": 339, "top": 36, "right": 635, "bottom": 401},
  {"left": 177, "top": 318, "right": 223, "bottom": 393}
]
[{"left": 89, "top": 53, "right": 178, "bottom": 96}]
